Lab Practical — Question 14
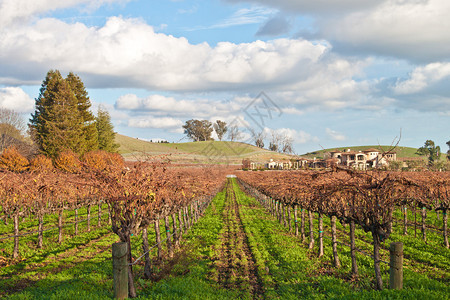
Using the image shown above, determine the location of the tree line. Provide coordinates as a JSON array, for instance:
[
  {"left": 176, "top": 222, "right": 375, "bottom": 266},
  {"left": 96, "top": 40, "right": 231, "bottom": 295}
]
[
  {"left": 0, "top": 70, "right": 118, "bottom": 162},
  {"left": 416, "top": 139, "right": 450, "bottom": 170},
  {"left": 182, "top": 119, "right": 295, "bottom": 154}
]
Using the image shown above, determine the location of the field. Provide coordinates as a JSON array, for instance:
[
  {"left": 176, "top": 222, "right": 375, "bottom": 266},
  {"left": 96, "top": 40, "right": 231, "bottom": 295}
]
[
  {"left": 116, "top": 134, "right": 439, "bottom": 165},
  {"left": 1, "top": 177, "right": 448, "bottom": 299},
  {"left": 116, "top": 134, "right": 294, "bottom": 164}
]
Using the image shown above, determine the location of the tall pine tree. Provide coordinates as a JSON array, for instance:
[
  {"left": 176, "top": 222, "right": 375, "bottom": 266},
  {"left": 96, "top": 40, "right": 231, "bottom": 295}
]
[
  {"left": 29, "top": 70, "right": 98, "bottom": 157},
  {"left": 96, "top": 106, "right": 119, "bottom": 152},
  {"left": 66, "top": 72, "right": 98, "bottom": 152}
]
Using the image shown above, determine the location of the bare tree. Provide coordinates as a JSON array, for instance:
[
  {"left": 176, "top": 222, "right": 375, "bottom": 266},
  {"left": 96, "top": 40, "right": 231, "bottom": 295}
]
[
  {"left": 0, "top": 108, "right": 26, "bottom": 136},
  {"left": 269, "top": 130, "right": 282, "bottom": 152},
  {"left": 250, "top": 129, "right": 265, "bottom": 148},
  {"left": 228, "top": 124, "right": 242, "bottom": 142},
  {"left": 0, "top": 108, "right": 28, "bottom": 152},
  {"left": 255, "top": 131, "right": 265, "bottom": 148},
  {"left": 281, "top": 135, "right": 294, "bottom": 154}
]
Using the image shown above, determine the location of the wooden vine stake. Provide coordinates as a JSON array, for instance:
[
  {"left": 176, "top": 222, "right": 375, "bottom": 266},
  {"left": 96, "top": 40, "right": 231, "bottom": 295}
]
[
  {"left": 154, "top": 219, "right": 162, "bottom": 262},
  {"left": 389, "top": 242, "right": 403, "bottom": 290},
  {"left": 13, "top": 214, "right": 19, "bottom": 259},
  {"left": 294, "top": 205, "right": 299, "bottom": 236},
  {"left": 113, "top": 242, "right": 129, "bottom": 299},
  {"left": 164, "top": 215, "right": 173, "bottom": 258}
]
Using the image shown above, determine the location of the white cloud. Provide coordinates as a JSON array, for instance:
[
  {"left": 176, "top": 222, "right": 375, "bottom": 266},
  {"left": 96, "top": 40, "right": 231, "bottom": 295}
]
[
  {"left": 265, "top": 127, "right": 318, "bottom": 144},
  {"left": 281, "top": 107, "right": 304, "bottom": 115},
  {"left": 115, "top": 94, "right": 243, "bottom": 118},
  {"left": 230, "top": 0, "right": 450, "bottom": 62},
  {"left": 0, "top": 87, "right": 34, "bottom": 113},
  {"left": 267, "top": 57, "right": 374, "bottom": 111},
  {"left": 187, "top": 6, "right": 276, "bottom": 31},
  {"left": 91, "top": 102, "right": 129, "bottom": 122},
  {"left": 116, "top": 94, "right": 205, "bottom": 114},
  {"left": 320, "top": 0, "right": 450, "bottom": 62},
  {"left": 3, "top": 0, "right": 446, "bottom": 119},
  {"left": 326, "top": 128, "right": 346, "bottom": 141},
  {"left": 394, "top": 62, "right": 450, "bottom": 94},
  {"left": 213, "top": 6, "right": 275, "bottom": 28},
  {"left": 0, "top": 3, "right": 379, "bottom": 113},
  {"left": 0, "top": 15, "right": 331, "bottom": 91},
  {"left": 128, "top": 117, "right": 183, "bottom": 133},
  {"left": 0, "top": 0, "right": 129, "bottom": 27}
]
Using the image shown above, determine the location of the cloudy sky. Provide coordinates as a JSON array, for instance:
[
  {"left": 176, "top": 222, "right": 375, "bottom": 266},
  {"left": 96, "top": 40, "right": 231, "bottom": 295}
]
[{"left": 0, "top": 0, "right": 449, "bottom": 154}]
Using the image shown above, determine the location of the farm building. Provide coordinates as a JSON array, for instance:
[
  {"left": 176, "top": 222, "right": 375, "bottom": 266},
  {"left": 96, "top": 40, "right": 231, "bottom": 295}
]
[{"left": 330, "top": 148, "right": 397, "bottom": 170}]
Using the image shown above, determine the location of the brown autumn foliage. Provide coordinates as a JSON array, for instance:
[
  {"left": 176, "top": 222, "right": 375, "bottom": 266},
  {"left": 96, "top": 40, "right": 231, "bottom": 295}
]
[
  {"left": 105, "top": 152, "right": 125, "bottom": 168},
  {"left": 29, "top": 154, "right": 54, "bottom": 172},
  {"left": 53, "top": 150, "right": 82, "bottom": 173},
  {"left": 82, "top": 150, "right": 125, "bottom": 171},
  {"left": 82, "top": 150, "right": 109, "bottom": 171},
  {"left": 0, "top": 146, "right": 29, "bottom": 172}
]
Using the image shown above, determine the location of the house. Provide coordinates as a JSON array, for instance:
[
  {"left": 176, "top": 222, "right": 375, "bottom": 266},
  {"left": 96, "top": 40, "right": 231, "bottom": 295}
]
[
  {"left": 266, "top": 159, "right": 282, "bottom": 169},
  {"left": 249, "top": 161, "right": 265, "bottom": 170},
  {"left": 244, "top": 147, "right": 397, "bottom": 171},
  {"left": 331, "top": 148, "right": 397, "bottom": 170}
]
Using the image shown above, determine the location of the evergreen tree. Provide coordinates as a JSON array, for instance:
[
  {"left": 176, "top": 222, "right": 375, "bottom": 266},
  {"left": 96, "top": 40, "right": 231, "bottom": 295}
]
[
  {"left": 96, "top": 106, "right": 119, "bottom": 152},
  {"left": 446, "top": 140, "right": 450, "bottom": 161},
  {"left": 66, "top": 72, "right": 98, "bottom": 152},
  {"left": 416, "top": 140, "right": 441, "bottom": 167},
  {"left": 29, "top": 70, "right": 96, "bottom": 157}
]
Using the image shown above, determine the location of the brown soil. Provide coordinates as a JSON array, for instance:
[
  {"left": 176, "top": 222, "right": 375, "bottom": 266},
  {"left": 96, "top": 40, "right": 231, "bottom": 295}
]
[{"left": 213, "top": 181, "right": 264, "bottom": 299}]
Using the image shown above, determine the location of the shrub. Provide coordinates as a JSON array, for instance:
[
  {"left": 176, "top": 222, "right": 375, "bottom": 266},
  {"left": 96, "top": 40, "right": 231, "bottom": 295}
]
[
  {"left": 105, "top": 152, "right": 125, "bottom": 169},
  {"left": 29, "top": 154, "right": 54, "bottom": 172},
  {"left": 83, "top": 150, "right": 108, "bottom": 171},
  {"left": 83, "top": 150, "right": 125, "bottom": 172},
  {"left": 54, "top": 150, "right": 81, "bottom": 173},
  {"left": 0, "top": 146, "right": 29, "bottom": 172}
]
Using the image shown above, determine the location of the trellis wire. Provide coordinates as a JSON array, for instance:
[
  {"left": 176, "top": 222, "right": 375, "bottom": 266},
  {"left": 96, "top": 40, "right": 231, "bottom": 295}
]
[{"left": 0, "top": 212, "right": 110, "bottom": 241}]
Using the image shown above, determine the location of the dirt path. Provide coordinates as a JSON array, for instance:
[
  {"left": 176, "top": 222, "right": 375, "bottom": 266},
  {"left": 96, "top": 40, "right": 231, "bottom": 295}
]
[{"left": 214, "top": 181, "right": 264, "bottom": 299}]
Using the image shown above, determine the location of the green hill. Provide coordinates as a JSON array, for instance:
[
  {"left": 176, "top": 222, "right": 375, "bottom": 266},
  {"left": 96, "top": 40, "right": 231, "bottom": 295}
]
[
  {"left": 115, "top": 134, "right": 293, "bottom": 164},
  {"left": 301, "top": 145, "right": 422, "bottom": 160}
]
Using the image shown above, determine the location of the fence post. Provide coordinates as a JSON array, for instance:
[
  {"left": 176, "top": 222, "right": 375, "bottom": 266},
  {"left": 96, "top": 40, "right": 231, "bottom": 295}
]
[
  {"left": 113, "top": 242, "right": 128, "bottom": 299},
  {"left": 389, "top": 242, "right": 403, "bottom": 290}
]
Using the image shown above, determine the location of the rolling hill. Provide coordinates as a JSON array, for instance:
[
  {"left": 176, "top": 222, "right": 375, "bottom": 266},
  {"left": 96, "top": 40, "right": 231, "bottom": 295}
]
[
  {"left": 115, "top": 134, "right": 294, "bottom": 164},
  {"left": 115, "top": 134, "right": 439, "bottom": 164}
]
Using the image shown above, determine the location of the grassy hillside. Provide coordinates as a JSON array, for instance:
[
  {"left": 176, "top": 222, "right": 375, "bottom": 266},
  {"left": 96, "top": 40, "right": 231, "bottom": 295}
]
[
  {"left": 115, "top": 135, "right": 445, "bottom": 164},
  {"left": 115, "top": 134, "right": 293, "bottom": 164},
  {"left": 301, "top": 145, "right": 422, "bottom": 159}
]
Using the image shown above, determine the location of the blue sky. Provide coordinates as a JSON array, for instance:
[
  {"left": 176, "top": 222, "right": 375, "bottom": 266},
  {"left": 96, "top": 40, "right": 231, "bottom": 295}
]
[{"left": 0, "top": 0, "right": 449, "bottom": 154}]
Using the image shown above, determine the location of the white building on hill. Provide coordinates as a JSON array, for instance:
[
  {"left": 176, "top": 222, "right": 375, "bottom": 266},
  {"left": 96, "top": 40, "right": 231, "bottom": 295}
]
[{"left": 330, "top": 148, "right": 396, "bottom": 170}]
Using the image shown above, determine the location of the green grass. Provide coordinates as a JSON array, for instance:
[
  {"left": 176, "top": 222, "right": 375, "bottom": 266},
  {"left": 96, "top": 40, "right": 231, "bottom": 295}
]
[
  {"left": 135, "top": 185, "right": 242, "bottom": 299},
  {"left": 116, "top": 133, "right": 294, "bottom": 164},
  {"left": 116, "top": 134, "right": 174, "bottom": 155},
  {"left": 2, "top": 180, "right": 449, "bottom": 299},
  {"left": 0, "top": 204, "right": 111, "bottom": 261},
  {"left": 232, "top": 178, "right": 449, "bottom": 299},
  {"left": 1, "top": 189, "right": 240, "bottom": 299},
  {"left": 0, "top": 210, "right": 117, "bottom": 299}
]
